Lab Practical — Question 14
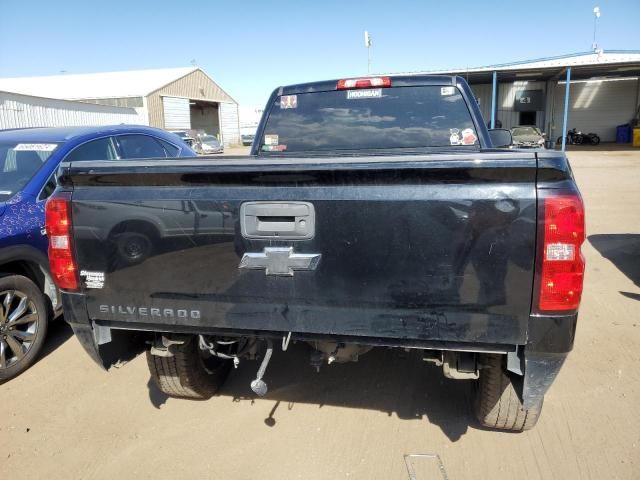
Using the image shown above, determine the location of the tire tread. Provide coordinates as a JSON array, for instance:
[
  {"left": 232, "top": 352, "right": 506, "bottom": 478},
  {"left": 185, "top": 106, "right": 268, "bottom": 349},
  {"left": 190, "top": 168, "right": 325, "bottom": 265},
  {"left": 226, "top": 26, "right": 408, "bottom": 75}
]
[
  {"left": 474, "top": 354, "right": 542, "bottom": 432},
  {"left": 146, "top": 336, "right": 230, "bottom": 400}
]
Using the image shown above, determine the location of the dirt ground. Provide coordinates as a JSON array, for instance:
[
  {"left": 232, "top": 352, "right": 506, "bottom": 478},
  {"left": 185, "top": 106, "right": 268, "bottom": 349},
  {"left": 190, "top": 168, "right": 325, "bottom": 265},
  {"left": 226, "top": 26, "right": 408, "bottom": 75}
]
[{"left": 1, "top": 148, "right": 639, "bottom": 479}]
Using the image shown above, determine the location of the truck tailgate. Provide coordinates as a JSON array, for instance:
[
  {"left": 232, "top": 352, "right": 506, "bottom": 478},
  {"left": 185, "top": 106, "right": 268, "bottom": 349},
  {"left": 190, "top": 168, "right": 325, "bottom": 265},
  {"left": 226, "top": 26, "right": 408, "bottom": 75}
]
[{"left": 66, "top": 152, "right": 537, "bottom": 346}]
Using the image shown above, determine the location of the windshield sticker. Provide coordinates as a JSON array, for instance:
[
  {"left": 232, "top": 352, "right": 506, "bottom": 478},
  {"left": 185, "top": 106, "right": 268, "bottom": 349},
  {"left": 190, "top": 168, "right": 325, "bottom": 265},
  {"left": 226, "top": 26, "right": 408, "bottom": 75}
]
[
  {"left": 280, "top": 95, "right": 298, "bottom": 109},
  {"left": 441, "top": 86, "right": 455, "bottom": 96},
  {"left": 264, "top": 134, "right": 279, "bottom": 146},
  {"left": 449, "top": 128, "right": 461, "bottom": 145},
  {"left": 460, "top": 128, "right": 478, "bottom": 145},
  {"left": 13, "top": 143, "right": 58, "bottom": 152},
  {"left": 346, "top": 89, "right": 382, "bottom": 100}
]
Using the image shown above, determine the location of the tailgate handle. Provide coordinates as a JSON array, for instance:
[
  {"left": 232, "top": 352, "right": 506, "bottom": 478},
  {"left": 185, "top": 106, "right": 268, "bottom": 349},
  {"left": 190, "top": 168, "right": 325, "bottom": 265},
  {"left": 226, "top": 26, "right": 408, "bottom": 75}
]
[{"left": 241, "top": 202, "right": 315, "bottom": 240}]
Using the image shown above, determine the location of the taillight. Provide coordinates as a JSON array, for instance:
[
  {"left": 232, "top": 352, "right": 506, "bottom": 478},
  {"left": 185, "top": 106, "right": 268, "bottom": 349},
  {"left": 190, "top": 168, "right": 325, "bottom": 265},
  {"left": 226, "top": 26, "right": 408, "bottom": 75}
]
[
  {"left": 336, "top": 76, "right": 391, "bottom": 90},
  {"left": 45, "top": 191, "right": 79, "bottom": 291},
  {"left": 538, "top": 193, "right": 585, "bottom": 312}
]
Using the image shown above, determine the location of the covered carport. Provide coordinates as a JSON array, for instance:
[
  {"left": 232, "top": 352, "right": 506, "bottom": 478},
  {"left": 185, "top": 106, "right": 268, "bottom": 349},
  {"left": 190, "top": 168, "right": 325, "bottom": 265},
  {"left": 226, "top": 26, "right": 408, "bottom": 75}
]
[{"left": 413, "top": 50, "right": 640, "bottom": 150}]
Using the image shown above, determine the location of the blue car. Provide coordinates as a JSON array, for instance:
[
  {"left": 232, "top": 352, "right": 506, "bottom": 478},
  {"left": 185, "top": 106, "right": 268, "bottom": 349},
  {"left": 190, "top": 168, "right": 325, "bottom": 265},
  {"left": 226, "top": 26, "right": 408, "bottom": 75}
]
[{"left": 0, "top": 125, "right": 195, "bottom": 381}]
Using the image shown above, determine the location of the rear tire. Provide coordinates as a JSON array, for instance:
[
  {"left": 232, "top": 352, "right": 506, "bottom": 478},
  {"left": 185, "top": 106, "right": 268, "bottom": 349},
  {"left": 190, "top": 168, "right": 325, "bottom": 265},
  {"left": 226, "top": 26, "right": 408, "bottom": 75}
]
[
  {"left": 473, "top": 354, "right": 543, "bottom": 432},
  {"left": 0, "top": 275, "right": 49, "bottom": 383},
  {"left": 146, "top": 336, "right": 231, "bottom": 400}
]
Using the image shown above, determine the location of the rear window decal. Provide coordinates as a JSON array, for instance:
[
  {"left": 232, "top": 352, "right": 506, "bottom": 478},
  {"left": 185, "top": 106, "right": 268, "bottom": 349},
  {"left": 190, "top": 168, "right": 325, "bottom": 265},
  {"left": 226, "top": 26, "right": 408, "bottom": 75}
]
[
  {"left": 346, "top": 89, "right": 382, "bottom": 99},
  {"left": 460, "top": 128, "right": 477, "bottom": 145},
  {"left": 264, "top": 134, "right": 279, "bottom": 146},
  {"left": 13, "top": 143, "right": 57, "bottom": 152},
  {"left": 441, "top": 86, "right": 455, "bottom": 96},
  {"left": 261, "top": 144, "right": 287, "bottom": 152},
  {"left": 449, "top": 128, "right": 461, "bottom": 145},
  {"left": 280, "top": 95, "right": 297, "bottom": 109}
]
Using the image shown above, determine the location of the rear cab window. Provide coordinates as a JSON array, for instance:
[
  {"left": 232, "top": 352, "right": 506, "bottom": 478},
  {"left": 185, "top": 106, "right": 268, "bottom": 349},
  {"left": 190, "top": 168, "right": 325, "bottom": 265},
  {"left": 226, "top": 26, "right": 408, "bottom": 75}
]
[{"left": 259, "top": 83, "right": 479, "bottom": 154}]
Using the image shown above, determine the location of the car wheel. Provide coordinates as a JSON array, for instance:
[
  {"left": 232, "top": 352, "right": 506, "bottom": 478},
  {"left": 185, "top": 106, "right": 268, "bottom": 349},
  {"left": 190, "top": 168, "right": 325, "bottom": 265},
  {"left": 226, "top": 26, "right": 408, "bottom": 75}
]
[
  {"left": 146, "top": 336, "right": 232, "bottom": 400},
  {"left": 473, "top": 354, "right": 543, "bottom": 432},
  {"left": 0, "top": 275, "right": 49, "bottom": 383}
]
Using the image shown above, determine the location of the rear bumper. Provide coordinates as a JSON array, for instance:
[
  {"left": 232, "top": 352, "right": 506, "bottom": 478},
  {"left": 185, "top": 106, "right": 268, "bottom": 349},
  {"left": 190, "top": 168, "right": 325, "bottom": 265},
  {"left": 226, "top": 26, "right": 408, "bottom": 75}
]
[
  {"left": 64, "top": 289, "right": 575, "bottom": 407},
  {"left": 64, "top": 291, "right": 576, "bottom": 358}
]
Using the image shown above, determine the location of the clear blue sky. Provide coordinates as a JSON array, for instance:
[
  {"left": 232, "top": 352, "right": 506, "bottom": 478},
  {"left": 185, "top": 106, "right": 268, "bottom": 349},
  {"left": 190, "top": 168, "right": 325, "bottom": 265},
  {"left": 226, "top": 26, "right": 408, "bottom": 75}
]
[{"left": 1, "top": 0, "right": 638, "bottom": 106}]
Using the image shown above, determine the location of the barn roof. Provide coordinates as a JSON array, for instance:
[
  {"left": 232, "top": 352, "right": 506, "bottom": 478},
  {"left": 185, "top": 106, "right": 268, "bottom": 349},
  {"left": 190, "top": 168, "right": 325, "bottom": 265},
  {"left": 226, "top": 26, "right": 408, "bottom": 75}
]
[{"left": 0, "top": 67, "right": 199, "bottom": 100}]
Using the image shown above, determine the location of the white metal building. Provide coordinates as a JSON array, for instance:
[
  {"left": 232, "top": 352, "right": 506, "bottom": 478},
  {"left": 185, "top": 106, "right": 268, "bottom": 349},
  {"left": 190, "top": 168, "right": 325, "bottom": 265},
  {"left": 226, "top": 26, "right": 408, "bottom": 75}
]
[
  {"left": 406, "top": 50, "right": 640, "bottom": 144},
  {"left": 0, "top": 90, "right": 142, "bottom": 130},
  {"left": 0, "top": 67, "right": 241, "bottom": 145}
]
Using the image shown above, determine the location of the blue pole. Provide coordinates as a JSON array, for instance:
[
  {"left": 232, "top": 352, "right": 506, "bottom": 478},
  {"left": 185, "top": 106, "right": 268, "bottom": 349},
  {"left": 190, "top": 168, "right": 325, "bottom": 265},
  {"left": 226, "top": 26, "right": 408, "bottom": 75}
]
[
  {"left": 561, "top": 67, "right": 571, "bottom": 151},
  {"left": 490, "top": 71, "right": 497, "bottom": 129}
]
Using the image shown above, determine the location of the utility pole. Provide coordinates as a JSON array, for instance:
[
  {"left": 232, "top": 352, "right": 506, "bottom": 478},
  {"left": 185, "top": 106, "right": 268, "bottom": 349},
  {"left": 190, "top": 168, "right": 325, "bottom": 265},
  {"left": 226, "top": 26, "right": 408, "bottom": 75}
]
[
  {"left": 592, "top": 6, "right": 601, "bottom": 51},
  {"left": 364, "top": 31, "right": 372, "bottom": 74}
]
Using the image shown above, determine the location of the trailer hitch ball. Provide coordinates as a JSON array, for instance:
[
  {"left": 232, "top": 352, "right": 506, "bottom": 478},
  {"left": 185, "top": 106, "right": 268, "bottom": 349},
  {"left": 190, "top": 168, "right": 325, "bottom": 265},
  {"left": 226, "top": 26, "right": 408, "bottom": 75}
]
[{"left": 250, "top": 378, "right": 268, "bottom": 396}]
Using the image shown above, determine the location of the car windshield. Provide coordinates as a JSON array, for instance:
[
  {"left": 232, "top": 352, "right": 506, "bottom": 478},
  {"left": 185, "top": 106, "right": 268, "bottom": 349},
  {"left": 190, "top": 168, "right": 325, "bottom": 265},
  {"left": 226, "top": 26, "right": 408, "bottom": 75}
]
[
  {"left": 512, "top": 127, "right": 540, "bottom": 136},
  {"left": 0, "top": 142, "right": 58, "bottom": 201},
  {"left": 259, "top": 85, "right": 478, "bottom": 153}
]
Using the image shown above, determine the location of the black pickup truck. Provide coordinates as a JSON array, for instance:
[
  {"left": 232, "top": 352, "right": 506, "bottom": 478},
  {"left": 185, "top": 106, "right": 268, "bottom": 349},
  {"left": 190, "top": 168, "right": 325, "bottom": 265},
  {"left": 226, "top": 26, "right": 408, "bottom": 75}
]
[{"left": 46, "top": 75, "right": 585, "bottom": 431}]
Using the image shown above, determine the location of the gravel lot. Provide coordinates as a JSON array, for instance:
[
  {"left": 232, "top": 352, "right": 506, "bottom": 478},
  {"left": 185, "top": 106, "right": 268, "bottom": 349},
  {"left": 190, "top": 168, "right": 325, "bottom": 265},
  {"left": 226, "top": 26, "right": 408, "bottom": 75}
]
[{"left": 1, "top": 148, "right": 639, "bottom": 479}]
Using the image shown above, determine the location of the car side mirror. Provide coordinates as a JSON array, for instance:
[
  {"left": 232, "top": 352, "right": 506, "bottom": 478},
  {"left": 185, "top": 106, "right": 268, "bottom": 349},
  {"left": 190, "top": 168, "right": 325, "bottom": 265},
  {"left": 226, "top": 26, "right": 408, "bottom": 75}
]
[{"left": 488, "top": 129, "right": 512, "bottom": 148}]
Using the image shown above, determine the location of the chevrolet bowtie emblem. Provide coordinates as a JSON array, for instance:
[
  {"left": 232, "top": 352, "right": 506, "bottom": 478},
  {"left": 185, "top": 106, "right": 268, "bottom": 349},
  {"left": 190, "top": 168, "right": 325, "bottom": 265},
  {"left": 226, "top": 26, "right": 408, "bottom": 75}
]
[{"left": 239, "top": 247, "right": 321, "bottom": 276}]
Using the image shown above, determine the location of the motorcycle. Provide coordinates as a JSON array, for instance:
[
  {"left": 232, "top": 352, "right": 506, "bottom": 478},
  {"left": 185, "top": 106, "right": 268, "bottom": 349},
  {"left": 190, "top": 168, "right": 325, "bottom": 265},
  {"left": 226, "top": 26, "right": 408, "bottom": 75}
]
[{"left": 557, "top": 128, "right": 600, "bottom": 146}]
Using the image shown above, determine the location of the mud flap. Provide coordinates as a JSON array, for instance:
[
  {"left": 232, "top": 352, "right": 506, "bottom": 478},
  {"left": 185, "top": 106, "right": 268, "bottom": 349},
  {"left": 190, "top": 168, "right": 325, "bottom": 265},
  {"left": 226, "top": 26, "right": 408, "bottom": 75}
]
[{"left": 68, "top": 322, "right": 108, "bottom": 370}]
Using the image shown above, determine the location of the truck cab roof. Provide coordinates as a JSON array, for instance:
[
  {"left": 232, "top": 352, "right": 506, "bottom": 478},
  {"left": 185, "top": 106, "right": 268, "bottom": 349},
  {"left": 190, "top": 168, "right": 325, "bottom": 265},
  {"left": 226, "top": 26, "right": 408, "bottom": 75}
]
[{"left": 278, "top": 74, "right": 458, "bottom": 95}]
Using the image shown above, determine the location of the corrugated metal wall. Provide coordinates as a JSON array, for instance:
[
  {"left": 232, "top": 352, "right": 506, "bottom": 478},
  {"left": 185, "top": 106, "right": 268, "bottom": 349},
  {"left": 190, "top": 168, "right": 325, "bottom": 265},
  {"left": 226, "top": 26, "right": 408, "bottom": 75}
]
[
  {"left": 146, "top": 69, "right": 236, "bottom": 128},
  {"left": 495, "top": 81, "right": 546, "bottom": 131},
  {"left": 472, "top": 81, "right": 550, "bottom": 131},
  {"left": 162, "top": 96, "right": 191, "bottom": 130},
  {"left": 472, "top": 78, "right": 639, "bottom": 142},
  {"left": 220, "top": 102, "right": 240, "bottom": 145},
  {"left": 81, "top": 97, "right": 144, "bottom": 108},
  {"left": 551, "top": 78, "right": 639, "bottom": 142},
  {"left": 0, "top": 91, "right": 142, "bottom": 129}
]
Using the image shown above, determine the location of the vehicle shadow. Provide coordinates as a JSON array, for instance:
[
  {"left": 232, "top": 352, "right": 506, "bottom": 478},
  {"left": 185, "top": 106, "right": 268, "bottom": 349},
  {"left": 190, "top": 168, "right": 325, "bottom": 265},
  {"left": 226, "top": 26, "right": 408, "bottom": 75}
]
[
  {"left": 38, "top": 316, "right": 74, "bottom": 362},
  {"left": 189, "top": 344, "right": 473, "bottom": 441},
  {"left": 147, "top": 378, "right": 170, "bottom": 409},
  {"left": 588, "top": 234, "right": 640, "bottom": 298},
  {"left": 558, "top": 143, "right": 640, "bottom": 152}
]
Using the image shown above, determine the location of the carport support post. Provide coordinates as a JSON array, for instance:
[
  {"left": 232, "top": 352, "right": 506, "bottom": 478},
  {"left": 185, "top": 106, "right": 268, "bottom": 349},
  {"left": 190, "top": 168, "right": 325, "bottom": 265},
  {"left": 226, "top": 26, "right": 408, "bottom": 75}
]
[
  {"left": 561, "top": 67, "right": 572, "bottom": 151},
  {"left": 490, "top": 71, "right": 497, "bottom": 129}
]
